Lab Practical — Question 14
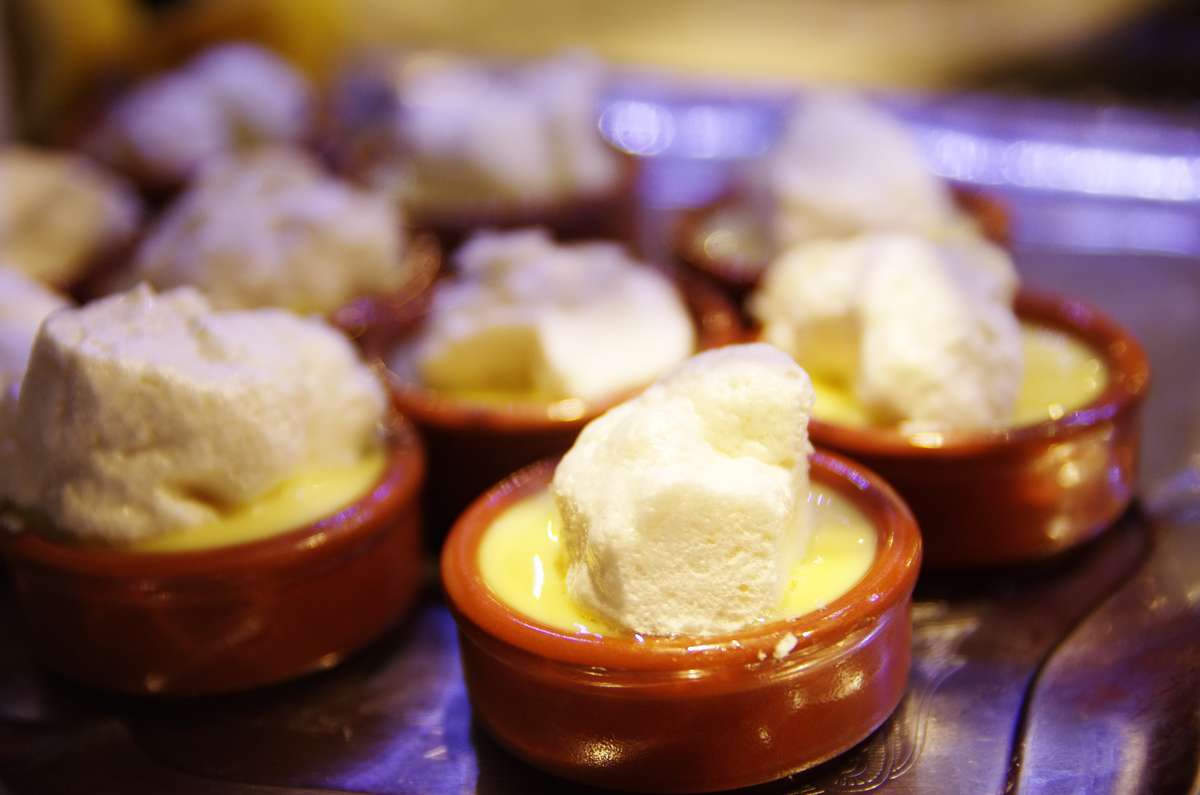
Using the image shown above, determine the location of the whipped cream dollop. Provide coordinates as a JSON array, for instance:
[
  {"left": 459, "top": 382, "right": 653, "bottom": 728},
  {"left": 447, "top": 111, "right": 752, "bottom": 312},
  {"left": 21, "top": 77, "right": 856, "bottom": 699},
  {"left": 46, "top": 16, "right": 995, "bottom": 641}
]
[
  {"left": 0, "top": 286, "right": 386, "bottom": 542},
  {"left": 553, "top": 344, "right": 815, "bottom": 637},
  {"left": 91, "top": 43, "right": 312, "bottom": 185},
  {"left": 361, "top": 51, "right": 620, "bottom": 204},
  {"left": 128, "top": 148, "right": 407, "bottom": 313},
  {"left": 0, "top": 147, "right": 142, "bottom": 287},
  {"left": 401, "top": 229, "right": 694, "bottom": 403},
  {"left": 750, "top": 233, "right": 1022, "bottom": 431},
  {"left": 755, "top": 94, "right": 967, "bottom": 247},
  {"left": 0, "top": 267, "right": 69, "bottom": 392}
]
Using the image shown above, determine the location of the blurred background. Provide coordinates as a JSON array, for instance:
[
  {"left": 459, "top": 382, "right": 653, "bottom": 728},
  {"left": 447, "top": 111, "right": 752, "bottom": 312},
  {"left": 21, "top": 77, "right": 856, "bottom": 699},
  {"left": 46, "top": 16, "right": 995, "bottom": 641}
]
[
  {"left": 1, "top": 0, "right": 1198, "bottom": 259},
  {"left": 3, "top": 0, "right": 1199, "bottom": 141}
]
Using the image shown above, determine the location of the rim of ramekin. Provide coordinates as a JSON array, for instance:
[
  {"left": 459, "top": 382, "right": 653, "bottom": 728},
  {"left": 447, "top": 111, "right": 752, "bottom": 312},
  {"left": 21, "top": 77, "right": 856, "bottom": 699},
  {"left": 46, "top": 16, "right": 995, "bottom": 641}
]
[{"left": 441, "top": 450, "right": 922, "bottom": 673}]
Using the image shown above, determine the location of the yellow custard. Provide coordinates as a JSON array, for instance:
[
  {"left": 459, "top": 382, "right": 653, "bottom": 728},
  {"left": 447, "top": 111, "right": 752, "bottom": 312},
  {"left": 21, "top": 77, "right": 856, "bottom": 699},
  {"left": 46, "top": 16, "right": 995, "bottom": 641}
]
[
  {"left": 132, "top": 450, "right": 387, "bottom": 553},
  {"left": 810, "top": 322, "right": 1107, "bottom": 430},
  {"left": 479, "top": 485, "right": 876, "bottom": 636},
  {"left": 435, "top": 385, "right": 558, "bottom": 407}
]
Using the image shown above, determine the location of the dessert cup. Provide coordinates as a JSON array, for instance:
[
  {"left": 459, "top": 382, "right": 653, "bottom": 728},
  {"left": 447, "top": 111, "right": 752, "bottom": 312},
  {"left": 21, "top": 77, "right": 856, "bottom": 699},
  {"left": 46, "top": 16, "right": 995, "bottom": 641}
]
[
  {"left": 673, "top": 186, "right": 1009, "bottom": 302},
  {"left": 775, "top": 290, "right": 1149, "bottom": 569},
  {"left": 442, "top": 452, "right": 922, "bottom": 793},
  {"left": 325, "top": 62, "right": 639, "bottom": 253},
  {"left": 81, "top": 224, "right": 441, "bottom": 323},
  {"left": 327, "top": 232, "right": 443, "bottom": 351},
  {"left": 0, "top": 150, "right": 146, "bottom": 300},
  {"left": 372, "top": 273, "right": 743, "bottom": 536},
  {"left": 0, "top": 413, "right": 426, "bottom": 696}
]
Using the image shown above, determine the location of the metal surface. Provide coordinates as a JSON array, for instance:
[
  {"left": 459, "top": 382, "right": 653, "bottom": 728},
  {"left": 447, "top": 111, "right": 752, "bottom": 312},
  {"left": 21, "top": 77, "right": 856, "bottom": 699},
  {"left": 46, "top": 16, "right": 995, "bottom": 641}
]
[{"left": 3, "top": 92, "right": 1200, "bottom": 794}]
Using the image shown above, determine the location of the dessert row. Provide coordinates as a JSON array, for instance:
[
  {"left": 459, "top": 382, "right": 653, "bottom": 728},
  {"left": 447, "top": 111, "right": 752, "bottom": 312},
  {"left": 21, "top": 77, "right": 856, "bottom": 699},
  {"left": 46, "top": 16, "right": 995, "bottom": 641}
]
[
  {"left": 0, "top": 42, "right": 1149, "bottom": 794},
  {"left": 3, "top": 44, "right": 1003, "bottom": 307}
]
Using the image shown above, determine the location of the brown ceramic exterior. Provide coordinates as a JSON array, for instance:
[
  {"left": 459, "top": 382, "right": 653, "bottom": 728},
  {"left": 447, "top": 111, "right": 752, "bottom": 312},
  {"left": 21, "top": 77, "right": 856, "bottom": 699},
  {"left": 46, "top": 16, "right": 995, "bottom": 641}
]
[
  {"left": 800, "top": 291, "right": 1148, "bottom": 569},
  {"left": 0, "top": 414, "right": 426, "bottom": 696},
  {"left": 378, "top": 273, "right": 744, "bottom": 535},
  {"left": 442, "top": 452, "right": 922, "bottom": 793},
  {"left": 64, "top": 229, "right": 145, "bottom": 304},
  {"left": 673, "top": 186, "right": 1010, "bottom": 303},
  {"left": 330, "top": 232, "right": 443, "bottom": 352},
  {"left": 405, "top": 153, "right": 639, "bottom": 253}
]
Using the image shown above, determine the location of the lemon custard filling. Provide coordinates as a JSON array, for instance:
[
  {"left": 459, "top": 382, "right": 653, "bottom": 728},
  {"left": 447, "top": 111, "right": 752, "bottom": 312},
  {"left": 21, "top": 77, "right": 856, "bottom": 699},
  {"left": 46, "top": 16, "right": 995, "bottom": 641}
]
[
  {"left": 131, "top": 449, "right": 387, "bottom": 553},
  {"left": 810, "top": 322, "right": 1107, "bottom": 430},
  {"left": 479, "top": 484, "right": 877, "bottom": 637},
  {"left": 427, "top": 384, "right": 564, "bottom": 408}
]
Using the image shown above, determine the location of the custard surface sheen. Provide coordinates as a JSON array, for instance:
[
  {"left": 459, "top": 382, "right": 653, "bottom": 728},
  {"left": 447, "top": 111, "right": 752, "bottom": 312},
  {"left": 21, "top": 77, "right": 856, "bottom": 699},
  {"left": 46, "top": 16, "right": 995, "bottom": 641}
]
[
  {"left": 811, "top": 322, "right": 1107, "bottom": 429},
  {"left": 132, "top": 450, "right": 387, "bottom": 552},
  {"left": 479, "top": 484, "right": 876, "bottom": 636},
  {"left": 431, "top": 385, "right": 561, "bottom": 408}
]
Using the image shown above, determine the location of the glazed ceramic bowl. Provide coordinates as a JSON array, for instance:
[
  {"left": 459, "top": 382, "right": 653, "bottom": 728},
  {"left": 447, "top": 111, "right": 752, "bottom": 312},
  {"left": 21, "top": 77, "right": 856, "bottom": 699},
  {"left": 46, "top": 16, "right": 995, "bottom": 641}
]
[
  {"left": 442, "top": 452, "right": 922, "bottom": 793},
  {"left": 798, "top": 291, "right": 1148, "bottom": 569},
  {"left": 375, "top": 273, "right": 743, "bottom": 536},
  {"left": 673, "top": 186, "right": 1010, "bottom": 302},
  {"left": 0, "top": 413, "right": 425, "bottom": 696},
  {"left": 325, "top": 70, "right": 639, "bottom": 252},
  {"left": 330, "top": 232, "right": 443, "bottom": 352}
]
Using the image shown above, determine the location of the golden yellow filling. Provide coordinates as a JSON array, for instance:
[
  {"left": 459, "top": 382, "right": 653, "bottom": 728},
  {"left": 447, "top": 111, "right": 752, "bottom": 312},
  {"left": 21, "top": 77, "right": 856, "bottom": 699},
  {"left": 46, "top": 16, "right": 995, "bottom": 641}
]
[
  {"left": 434, "top": 385, "right": 558, "bottom": 407},
  {"left": 132, "top": 450, "right": 387, "bottom": 553},
  {"left": 478, "top": 485, "right": 876, "bottom": 636},
  {"left": 1013, "top": 323, "right": 1108, "bottom": 424},
  {"left": 426, "top": 385, "right": 592, "bottom": 421},
  {"left": 811, "top": 322, "right": 1107, "bottom": 430}
]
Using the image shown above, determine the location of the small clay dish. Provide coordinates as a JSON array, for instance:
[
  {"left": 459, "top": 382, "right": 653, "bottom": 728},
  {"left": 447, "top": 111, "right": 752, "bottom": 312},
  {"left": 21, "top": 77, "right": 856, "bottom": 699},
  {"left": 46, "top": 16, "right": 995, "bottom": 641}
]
[
  {"left": 82, "top": 105, "right": 325, "bottom": 213},
  {"left": 442, "top": 452, "right": 922, "bottom": 793},
  {"left": 330, "top": 232, "right": 443, "bottom": 352},
  {"left": 0, "top": 154, "right": 147, "bottom": 302},
  {"left": 0, "top": 413, "right": 426, "bottom": 696},
  {"left": 673, "top": 186, "right": 1009, "bottom": 303},
  {"left": 799, "top": 290, "right": 1149, "bottom": 569},
  {"left": 80, "top": 224, "right": 441, "bottom": 323},
  {"left": 373, "top": 273, "right": 743, "bottom": 536},
  {"left": 324, "top": 71, "right": 639, "bottom": 253}
]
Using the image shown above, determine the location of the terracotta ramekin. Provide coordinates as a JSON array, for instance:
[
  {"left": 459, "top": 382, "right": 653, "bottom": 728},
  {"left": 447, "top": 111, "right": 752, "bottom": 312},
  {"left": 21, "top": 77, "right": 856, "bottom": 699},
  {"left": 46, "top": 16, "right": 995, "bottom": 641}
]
[
  {"left": 324, "top": 74, "right": 639, "bottom": 253},
  {"left": 376, "top": 273, "right": 743, "bottom": 536},
  {"left": 803, "top": 290, "right": 1148, "bottom": 570},
  {"left": 673, "top": 186, "right": 1009, "bottom": 302},
  {"left": 442, "top": 452, "right": 922, "bottom": 793},
  {"left": 82, "top": 116, "right": 326, "bottom": 213},
  {"left": 0, "top": 413, "right": 426, "bottom": 696},
  {"left": 330, "top": 232, "right": 442, "bottom": 352},
  {"left": 0, "top": 160, "right": 147, "bottom": 303}
]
